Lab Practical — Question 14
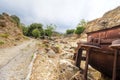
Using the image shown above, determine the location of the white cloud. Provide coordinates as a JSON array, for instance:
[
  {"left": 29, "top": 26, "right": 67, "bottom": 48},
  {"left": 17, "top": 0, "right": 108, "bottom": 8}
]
[{"left": 0, "top": 0, "right": 120, "bottom": 32}]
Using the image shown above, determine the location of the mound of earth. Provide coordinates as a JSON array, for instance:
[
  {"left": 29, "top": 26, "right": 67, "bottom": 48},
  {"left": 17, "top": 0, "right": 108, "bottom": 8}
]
[{"left": 0, "top": 13, "right": 26, "bottom": 48}]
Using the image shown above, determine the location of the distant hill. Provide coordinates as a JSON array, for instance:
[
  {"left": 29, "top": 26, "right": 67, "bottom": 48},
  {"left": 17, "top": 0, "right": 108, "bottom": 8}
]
[
  {"left": 0, "top": 13, "right": 25, "bottom": 48},
  {"left": 85, "top": 6, "right": 120, "bottom": 33}
]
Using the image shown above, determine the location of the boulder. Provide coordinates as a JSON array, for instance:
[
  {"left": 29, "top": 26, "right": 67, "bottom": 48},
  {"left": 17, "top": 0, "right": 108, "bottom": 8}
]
[
  {"left": 51, "top": 46, "right": 61, "bottom": 53},
  {"left": 47, "top": 49, "right": 56, "bottom": 58},
  {"left": 59, "top": 59, "right": 79, "bottom": 80}
]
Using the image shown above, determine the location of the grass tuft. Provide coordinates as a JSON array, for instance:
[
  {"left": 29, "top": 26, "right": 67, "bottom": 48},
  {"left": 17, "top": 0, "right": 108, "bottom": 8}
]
[
  {"left": 0, "top": 33, "right": 9, "bottom": 38},
  {"left": 0, "top": 41, "right": 4, "bottom": 45}
]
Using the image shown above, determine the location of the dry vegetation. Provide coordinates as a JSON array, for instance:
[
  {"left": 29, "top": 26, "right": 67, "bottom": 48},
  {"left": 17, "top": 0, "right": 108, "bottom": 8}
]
[{"left": 0, "top": 13, "right": 28, "bottom": 48}]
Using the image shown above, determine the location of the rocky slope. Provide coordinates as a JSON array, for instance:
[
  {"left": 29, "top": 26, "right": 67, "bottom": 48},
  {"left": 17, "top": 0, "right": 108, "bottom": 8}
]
[
  {"left": 85, "top": 6, "right": 120, "bottom": 32},
  {"left": 29, "top": 37, "right": 103, "bottom": 80},
  {"left": 0, "top": 13, "right": 25, "bottom": 48}
]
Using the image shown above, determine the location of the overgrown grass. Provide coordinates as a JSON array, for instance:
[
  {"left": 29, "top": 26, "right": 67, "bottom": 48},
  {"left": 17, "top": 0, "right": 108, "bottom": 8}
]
[
  {"left": 0, "top": 33, "right": 9, "bottom": 38},
  {"left": 0, "top": 41, "right": 4, "bottom": 45}
]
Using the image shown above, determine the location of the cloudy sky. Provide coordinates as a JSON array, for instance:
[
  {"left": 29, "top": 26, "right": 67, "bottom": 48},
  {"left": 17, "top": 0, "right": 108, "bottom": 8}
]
[{"left": 0, "top": 0, "right": 120, "bottom": 33}]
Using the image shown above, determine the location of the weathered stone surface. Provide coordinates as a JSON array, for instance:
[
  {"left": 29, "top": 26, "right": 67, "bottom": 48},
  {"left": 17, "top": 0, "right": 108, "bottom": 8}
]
[
  {"left": 59, "top": 59, "right": 79, "bottom": 80},
  {"left": 85, "top": 6, "right": 120, "bottom": 33},
  {"left": 47, "top": 49, "right": 56, "bottom": 58},
  {"left": 70, "top": 71, "right": 83, "bottom": 80},
  {"left": 51, "top": 46, "right": 61, "bottom": 53}
]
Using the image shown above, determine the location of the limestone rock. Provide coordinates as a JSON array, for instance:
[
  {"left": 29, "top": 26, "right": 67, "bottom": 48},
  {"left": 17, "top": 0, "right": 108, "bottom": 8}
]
[
  {"left": 85, "top": 6, "right": 120, "bottom": 33},
  {"left": 70, "top": 71, "right": 83, "bottom": 80},
  {"left": 47, "top": 49, "right": 56, "bottom": 58},
  {"left": 51, "top": 46, "right": 61, "bottom": 53},
  {"left": 59, "top": 59, "right": 79, "bottom": 80}
]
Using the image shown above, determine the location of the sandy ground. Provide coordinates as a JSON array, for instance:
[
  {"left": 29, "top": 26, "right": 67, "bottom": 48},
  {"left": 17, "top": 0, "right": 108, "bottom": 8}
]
[{"left": 0, "top": 39, "right": 37, "bottom": 80}]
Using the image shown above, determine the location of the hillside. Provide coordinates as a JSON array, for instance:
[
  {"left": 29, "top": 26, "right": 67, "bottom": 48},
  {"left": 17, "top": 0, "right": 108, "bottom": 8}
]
[
  {"left": 85, "top": 6, "right": 120, "bottom": 32},
  {"left": 0, "top": 13, "right": 25, "bottom": 48}
]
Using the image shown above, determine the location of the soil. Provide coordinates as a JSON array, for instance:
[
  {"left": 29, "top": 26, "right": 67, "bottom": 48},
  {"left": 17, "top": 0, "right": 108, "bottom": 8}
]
[{"left": 0, "top": 39, "right": 37, "bottom": 80}]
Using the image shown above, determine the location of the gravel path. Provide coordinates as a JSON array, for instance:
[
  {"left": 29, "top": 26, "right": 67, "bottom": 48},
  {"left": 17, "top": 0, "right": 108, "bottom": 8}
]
[{"left": 0, "top": 39, "right": 37, "bottom": 80}]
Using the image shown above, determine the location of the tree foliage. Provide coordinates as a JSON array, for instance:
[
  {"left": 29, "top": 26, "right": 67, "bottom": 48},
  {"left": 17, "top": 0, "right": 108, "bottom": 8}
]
[
  {"left": 21, "top": 25, "right": 28, "bottom": 36},
  {"left": 75, "top": 26, "right": 85, "bottom": 35},
  {"left": 21, "top": 23, "right": 57, "bottom": 38},
  {"left": 32, "top": 28, "right": 40, "bottom": 38},
  {"left": 66, "top": 29, "right": 75, "bottom": 34},
  {"left": 8, "top": 14, "right": 58, "bottom": 39},
  {"left": 75, "top": 19, "right": 86, "bottom": 35},
  {"left": 27, "top": 23, "right": 43, "bottom": 36},
  {"left": 44, "top": 24, "right": 56, "bottom": 37}
]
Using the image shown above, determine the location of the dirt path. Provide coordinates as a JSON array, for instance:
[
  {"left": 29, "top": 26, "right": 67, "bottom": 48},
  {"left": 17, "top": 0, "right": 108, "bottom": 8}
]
[{"left": 0, "top": 39, "right": 37, "bottom": 80}]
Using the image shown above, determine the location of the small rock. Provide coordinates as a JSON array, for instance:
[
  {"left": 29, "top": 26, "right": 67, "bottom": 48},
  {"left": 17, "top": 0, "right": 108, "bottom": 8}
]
[
  {"left": 60, "top": 40, "right": 68, "bottom": 44},
  {"left": 51, "top": 46, "right": 61, "bottom": 53},
  {"left": 47, "top": 49, "right": 56, "bottom": 58}
]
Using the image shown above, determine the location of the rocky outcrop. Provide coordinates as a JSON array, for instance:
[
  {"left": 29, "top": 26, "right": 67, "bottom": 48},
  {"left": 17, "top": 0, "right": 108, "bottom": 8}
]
[
  {"left": 59, "top": 59, "right": 79, "bottom": 80},
  {"left": 86, "top": 6, "right": 120, "bottom": 32}
]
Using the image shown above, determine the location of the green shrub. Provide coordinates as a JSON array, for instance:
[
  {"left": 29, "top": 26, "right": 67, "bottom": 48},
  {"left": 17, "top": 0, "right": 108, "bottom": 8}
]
[
  {"left": 45, "top": 29, "right": 52, "bottom": 37},
  {"left": 66, "top": 29, "right": 75, "bottom": 34},
  {"left": 44, "top": 24, "right": 56, "bottom": 37},
  {"left": 32, "top": 28, "right": 40, "bottom": 38},
  {"left": 27, "top": 23, "right": 43, "bottom": 36},
  {"left": 22, "top": 26, "right": 28, "bottom": 36},
  {"left": 75, "top": 19, "right": 87, "bottom": 35},
  {"left": 75, "top": 26, "right": 85, "bottom": 35}
]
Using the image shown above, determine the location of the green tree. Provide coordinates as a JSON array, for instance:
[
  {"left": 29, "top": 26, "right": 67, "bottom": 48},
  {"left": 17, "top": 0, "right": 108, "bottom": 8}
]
[
  {"left": 27, "top": 23, "right": 43, "bottom": 36},
  {"left": 45, "top": 29, "right": 52, "bottom": 37},
  {"left": 44, "top": 24, "right": 56, "bottom": 37},
  {"left": 32, "top": 28, "right": 40, "bottom": 38},
  {"left": 66, "top": 29, "right": 75, "bottom": 34},
  {"left": 75, "top": 19, "right": 86, "bottom": 35},
  {"left": 20, "top": 23, "right": 28, "bottom": 36}
]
